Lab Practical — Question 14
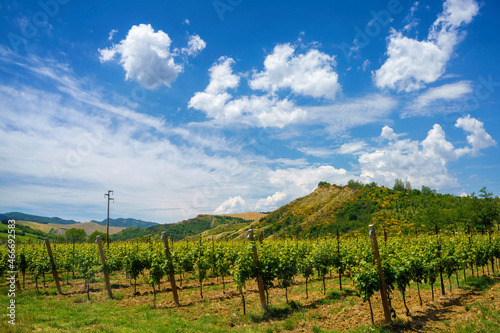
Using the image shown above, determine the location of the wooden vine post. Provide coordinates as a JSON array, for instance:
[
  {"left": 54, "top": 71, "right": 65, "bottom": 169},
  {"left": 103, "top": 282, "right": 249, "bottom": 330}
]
[
  {"left": 489, "top": 230, "right": 495, "bottom": 274},
  {"left": 248, "top": 229, "right": 267, "bottom": 311},
  {"left": 337, "top": 228, "right": 342, "bottom": 291},
  {"left": 436, "top": 225, "right": 446, "bottom": 295},
  {"left": 161, "top": 232, "right": 180, "bottom": 306},
  {"left": 368, "top": 225, "right": 391, "bottom": 324},
  {"left": 44, "top": 238, "right": 62, "bottom": 295},
  {"left": 96, "top": 236, "right": 113, "bottom": 299}
]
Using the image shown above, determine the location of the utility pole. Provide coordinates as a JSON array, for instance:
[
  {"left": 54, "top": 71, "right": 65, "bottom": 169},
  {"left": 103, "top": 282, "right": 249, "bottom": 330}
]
[{"left": 104, "top": 190, "right": 114, "bottom": 249}]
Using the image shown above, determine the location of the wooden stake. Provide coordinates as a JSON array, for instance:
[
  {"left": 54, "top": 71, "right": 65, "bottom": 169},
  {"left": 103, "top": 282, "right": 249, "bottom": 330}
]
[
  {"left": 368, "top": 225, "right": 391, "bottom": 324},
  {"left": 248, "top": 229, "right": 267, "bottom": 311},
  {"left": 96, "top": 236, "right": 113, "bottom": 299},
  {"left": 436, "top": 225, "right": 446, "bottom": 295},
  {"left": 44, "top": 238, "right": 62, "bottom": 295},
  {"left": 162, "top": 232, "right": 180, "bottom": 306},
  {"left": 337, "top": 228, "right": 342, "bottom": 291}
]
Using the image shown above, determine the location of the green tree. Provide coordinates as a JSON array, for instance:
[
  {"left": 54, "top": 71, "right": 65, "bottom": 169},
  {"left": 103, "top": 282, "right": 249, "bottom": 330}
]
[
  {"left": 393, "top": 179, "right": 405, "bottom": 191},
  {"left": 473, "top": 187, "right": 498, "bottom": 231},
  {"left": 347, "top": 179, "right": 364, "bottom": 189},
  {"left": 88, "top": 230, "right": 107, "bottom": 243},
  {"left": 421, "top": 185, "right": 436, "bottom": 195},
  {"left": 405, "top": 180, "right": 412, "bottom": 191},
  {"left": 64, "top": 228, "right": 87, "bottom": 243}
]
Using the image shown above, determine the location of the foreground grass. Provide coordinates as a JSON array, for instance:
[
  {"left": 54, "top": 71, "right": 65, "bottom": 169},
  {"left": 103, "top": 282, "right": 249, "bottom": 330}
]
[{"left": 1, "top": 271, "right": 499, "bottom": 332}]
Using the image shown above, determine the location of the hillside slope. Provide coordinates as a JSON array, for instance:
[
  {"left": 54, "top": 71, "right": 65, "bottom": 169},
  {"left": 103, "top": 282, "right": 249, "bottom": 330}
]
[
  {"left": 111, "top": 213, "right": 260, "bottom": 241},
  {"left": 3, "top": 212, "right": 79, "bottom": 225},
  {"left": 255, "top": 183, "right": 500, "bottom": 239},
  {"left": 91, "top": 218, "right": 158, "bottom": 228},
  {"left": 17, "top": 221, "right": 125, "bottom": 236},
  {"left": 256, "top": 184, "right": 359, "bottom": 238}
]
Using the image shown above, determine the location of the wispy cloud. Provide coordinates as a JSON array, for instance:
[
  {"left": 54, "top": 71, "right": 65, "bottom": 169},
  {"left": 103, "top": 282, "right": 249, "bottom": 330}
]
[{"left": 403, "top": 80, "right": 473, "bottom": 117}]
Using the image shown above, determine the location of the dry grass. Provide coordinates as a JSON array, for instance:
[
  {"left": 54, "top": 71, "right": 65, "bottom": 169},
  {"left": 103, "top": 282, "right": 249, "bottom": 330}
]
[
  {"left": 17, "top": 220, "right": 125, "bottom": 236},
  {"left": 220, "top": 212, "right": 268, "bottom": 221}
]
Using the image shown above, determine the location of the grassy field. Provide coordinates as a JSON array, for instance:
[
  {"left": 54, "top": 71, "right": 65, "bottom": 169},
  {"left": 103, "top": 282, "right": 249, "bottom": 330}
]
[
  {"left": 1, "top": 267, "right": 500, "bottom": 332},
  {"left": 16, "top": 221, "right": 125, "bottom": 236},
  {"left": 0, "top": 222, "right": 47, "bottom": 243}
]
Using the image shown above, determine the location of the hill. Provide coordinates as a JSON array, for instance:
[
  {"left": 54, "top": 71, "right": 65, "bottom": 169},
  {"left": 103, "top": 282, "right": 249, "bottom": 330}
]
[
  {"left": 256, "top": 182, "right": 500, "bottom": 238},
  {"left": 111, "top": 213, "right": 263, "bottom": 241},
  {"left": 256, "top": 183, "right": 358, "bottom": 238},
  {"left": 91, "top": 217, "right": 158, "bottom": 228},
  {"left": 2, "top": 212, "right": 158, "bottom": 228},
  {"left": 16, "top": 221, "right": 125, "bottom": 236},
  {"left": 2, "top": 212, "right": 79, "bottom": 225},
  {"left": 0, "top": 220, "right": 57, "bottom": 243}
]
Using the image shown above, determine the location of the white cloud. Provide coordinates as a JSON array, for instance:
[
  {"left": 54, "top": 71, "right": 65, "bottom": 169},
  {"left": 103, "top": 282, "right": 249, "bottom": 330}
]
[
  {"left": 403, "top": 2, "right": 420, "bottom": 32},
  {"left": 108, "top": 29, "right": 118, "bottom": 41},
  {"left": 338, "top": 141, "right": 368, "bottom": 155},
  {"left": 375, "top": 32, "right": 447, "bottom": 92},
  {"left": 181, "top": 34, "right": 206, "bottom": 56},
  {"left": 380, "top": 126, "right": 400, "bottom": 141},
  {"left": 306, "top": 94, "right": 397, "bottom": 134},
  {"left": 268, "top": 165, "right": 349, "bottom": 195},
  {"left": 0, "top": 52, "right": 284, "bottom": 222},
  {"left": 214, "top": 196, "right": 246, "bottom": 214},
  {"left": 99, "top": 24, "right": 184, "bottom": 89},
  {"left": 188, "top": 57, "right": 307, "bottom": 128},
  {"left": 205, "top": 56, "right": 240, "bottom": 94},
  {"left": 375, "top": 0, "right": 479, "bottom": 92},
  {"left": 403, "top": 81, "right": 474, "bottom": 117},
  {"left": 414, "top": 80, "right": 472, "bottom": 107},
  {"left": 362, "top": 59, "right": 370, "bottom": 72},
  {"left": 455, "top": 115, "right": 496, "bottom": 156},
  {"left": 249, "top": 43, "right": 341, "bottom": 99},
  {"left": 356, "top": 115, "right": 494, "bottom": 193},
  {"left": 255, "top": 191, "right": 287, "bottom": 211},
  {"left": 297, "top": 147, "right": 335, "bottom": 157}
]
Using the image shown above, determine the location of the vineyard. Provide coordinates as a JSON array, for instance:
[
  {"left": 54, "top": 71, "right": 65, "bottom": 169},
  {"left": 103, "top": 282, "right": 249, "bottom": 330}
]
[{"left": 2, "top": 226, "right": 500, "bottom": 332}]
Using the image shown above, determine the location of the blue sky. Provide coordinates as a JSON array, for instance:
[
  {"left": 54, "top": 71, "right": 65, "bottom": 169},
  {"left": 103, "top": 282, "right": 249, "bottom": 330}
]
[{"left": 0, "top": 0, "right": 499, "bottom": 223}]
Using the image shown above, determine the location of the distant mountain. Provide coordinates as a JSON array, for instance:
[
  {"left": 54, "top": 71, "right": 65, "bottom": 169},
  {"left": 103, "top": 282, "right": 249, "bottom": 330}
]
[
  {"left": 92, "top": 218, "right": 158, "bottom": 228},
  {"left": 2, "top": 212, "right": 158, "bottom": 228},
  {"left": 3, "top": 212, "right": 79, "bottom": 224}
]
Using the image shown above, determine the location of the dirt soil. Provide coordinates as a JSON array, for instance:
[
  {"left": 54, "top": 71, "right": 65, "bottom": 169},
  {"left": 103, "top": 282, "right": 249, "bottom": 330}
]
[{"left": 18, "top": 269, "right": 500, "bottom": 332}]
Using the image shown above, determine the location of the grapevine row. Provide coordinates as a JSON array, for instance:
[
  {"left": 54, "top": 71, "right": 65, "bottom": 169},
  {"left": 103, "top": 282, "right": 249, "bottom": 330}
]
[{"left": 2, "top": 230, "right": 500, "bottom": 321}]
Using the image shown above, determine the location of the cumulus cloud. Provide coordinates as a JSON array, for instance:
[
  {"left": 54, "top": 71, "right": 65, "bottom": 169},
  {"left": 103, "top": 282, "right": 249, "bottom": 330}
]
[
  {"left": 249, "top": 43, "right": 340, "bottom": 99},
  {"left": 268, "top": 165, "right": 349, "bottom": 195},
  {"left": 205, "top": 56, "right": 240, "bottom": 94},
  {"left": 188, "top": 56, "right": 307, "bottom": 128},
  {"left": 181, "top": 34, "right": 206, "bottom": 56},
  {"left": 214, "top": 196, "right": 246, "bottom": 214},
  {"left": 255, "top": 191, "right": 287, "bottom": 210},
  {"left": 380, "top": 126, "right": 400, "bottom": 141},
  {"left": 99, "top": 24, "right": 205, "bottom": 89},
  {"left": 357, "top": 115, "right": 494, "bottom": 193},
  {"left": 455, "top": 115, "right": 496, "bottom": 156},
  {"left": 375, "top": 0, "right": 479, "bottom": 92}
]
